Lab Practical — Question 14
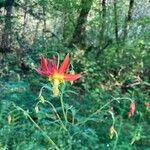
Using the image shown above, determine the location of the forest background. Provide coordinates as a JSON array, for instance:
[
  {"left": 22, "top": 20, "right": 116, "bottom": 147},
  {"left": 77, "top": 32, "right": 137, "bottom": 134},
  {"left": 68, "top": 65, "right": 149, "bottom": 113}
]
[{"left": 0, "top": 0, "right": 150, "bottom": 149}]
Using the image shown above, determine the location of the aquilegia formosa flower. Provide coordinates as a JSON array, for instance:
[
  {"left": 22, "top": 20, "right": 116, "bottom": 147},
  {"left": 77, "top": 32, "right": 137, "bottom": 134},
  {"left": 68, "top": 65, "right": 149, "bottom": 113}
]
[
  {"left": 128, "top": 101, "right": 135, "bottom": 118},
  {"left": 36, "top": 53, "right": 81, "bottom": 96}
]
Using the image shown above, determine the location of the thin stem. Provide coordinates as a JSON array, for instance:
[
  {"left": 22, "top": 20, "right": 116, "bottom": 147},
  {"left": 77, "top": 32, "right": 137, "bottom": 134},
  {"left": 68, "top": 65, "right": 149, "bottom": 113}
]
[
  {"left": 112, "top": 96, "right": 128, "bottom": 150},
  {"left": 46, "top": 95, "right": 73, "bottom": 149},
  {"left": 38, "top": 85, "right": 52, "bottom": 98},
  {"left": 60, "top": 92, "right": 67, "bottom": 122},
  {"left": 113, "top": 116, "right": 123, "bottom": 150},
  {"left": 13, "top": 104, "right": 60, "bottom": 150},
  {"left": 109, "top": 111, "right": 115, "bottom": 125},
  {"left": 77, "top": 98, "right": 118, "bottom": 125},
  {"left": 142, "top": 81, "right": 150, "bottom": 86},
  {"left": 45, "top": 100, "right": 68, "bottom": 131},
  {"left": 77, "top": 97, "right": 133, "bottom": 125}
]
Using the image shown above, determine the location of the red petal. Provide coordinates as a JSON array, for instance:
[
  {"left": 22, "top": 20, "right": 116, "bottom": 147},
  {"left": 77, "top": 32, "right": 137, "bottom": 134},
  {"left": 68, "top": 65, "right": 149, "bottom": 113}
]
[
  {"left": 64, "top": 74, "right": 81, "bottom": 81},
  {"left": 35, "top": 68, "right": 43, "bottom": 75},
  {"left": 35, "top": 68, "right": 49, "bottom": 76},
  {"left": 52, "top": 55, "right": 57, "bottom": 71},
  {"left": 41, "top": 55, "right": 48, "bottom": 71},
  {"left": 47, "top": 59, "right": 52, "bottom": 73},
  {"left": 59, "top": 53, "right": 70, "bottom": 73}
]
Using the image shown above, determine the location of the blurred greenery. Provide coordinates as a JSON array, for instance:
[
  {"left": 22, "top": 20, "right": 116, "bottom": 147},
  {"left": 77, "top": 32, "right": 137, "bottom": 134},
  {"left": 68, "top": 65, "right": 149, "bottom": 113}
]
[{"left": 0, "top": 0, "right": 150, "bottom": 149}]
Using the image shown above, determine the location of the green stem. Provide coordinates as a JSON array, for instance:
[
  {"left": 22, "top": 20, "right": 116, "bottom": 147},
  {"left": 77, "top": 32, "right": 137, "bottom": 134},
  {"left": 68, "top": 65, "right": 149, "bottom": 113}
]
[
  {"left": 77, "top": 97, "right": 133, "bottom": 125},
  {"left": 113, "top": 116, "right": 123, "bottom": 150},
  {"left": 112, "top": 97, "right": 128, "bottom": 150},
  {"left": 77, "top": 99, "right": 116, "bottom": 125},
  {"left": 142, "top": 81, "right": 150, "bottom": 86},
  {"left": 13, "top": 104, "right": 60, "bottom": 150},
  {"left": 60, "top": 92, "right": 67, "bottom": 122},
  {"left": 108, "top": 111, "right": 115, "bottom": 126},
  {"left": 45, "top": 100, "right": 68, "bottom": 131}
]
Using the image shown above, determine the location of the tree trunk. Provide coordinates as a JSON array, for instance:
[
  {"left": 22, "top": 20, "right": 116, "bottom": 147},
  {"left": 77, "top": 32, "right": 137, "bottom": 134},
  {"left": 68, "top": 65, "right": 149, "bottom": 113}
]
[
  {"left": 113, "top": 0, "right": 119, "bottom": 44},
  {"left": 62, "top": 15, "right": 68, "bottom": 43},
  {"left": 70, "top": 0, "right": 93, "bottom": 49},
  {"left": 42, "top": 5, "right": 47, "bottom": 37},
  {"left": 22, "top": 3, "right": 27, "bottom": 34},
  {"left": 123, "top": 0, "right": 134, "bottom": 40},
  {"left": 99, "top": 0, "right": 106, "bottom": 50},
  {"left": 0, "top": 0, "right": 14, "bottom": 53},
  {"left": 34, "top": 21, "right": 40, "bottom": 41}
]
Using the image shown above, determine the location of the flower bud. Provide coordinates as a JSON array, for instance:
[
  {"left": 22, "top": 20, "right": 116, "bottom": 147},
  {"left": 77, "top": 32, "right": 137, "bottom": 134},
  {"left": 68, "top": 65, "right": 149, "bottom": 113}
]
[
  {"left": 39, "top": 95, "right": 45, "bottom": 103},
  {"left": 35, "top": 106, "right": 39, "bottom": 113},
  {"left": 109, "top": 125, "right": 117, "bottom": 139},
  {"left": 8, "top": 114, "right": 12, "bottom": 124},
  {"left": 128, "top": 101, "right": 135, "bottom": 118},
  {"left": 145, "top": 102, "right": 150, "bottom": 108}
]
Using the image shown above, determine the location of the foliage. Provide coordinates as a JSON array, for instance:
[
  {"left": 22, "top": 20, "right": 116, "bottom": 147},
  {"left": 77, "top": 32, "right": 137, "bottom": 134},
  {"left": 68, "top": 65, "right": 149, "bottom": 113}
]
[{"left": 0, "top": 0, "right": 150, "bottom": 149}]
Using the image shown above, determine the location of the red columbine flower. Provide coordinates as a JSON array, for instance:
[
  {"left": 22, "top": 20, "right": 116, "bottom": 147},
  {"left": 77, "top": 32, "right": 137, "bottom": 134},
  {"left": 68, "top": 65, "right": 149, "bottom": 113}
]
[
  {"left": 128, "top": 101, "right": 135, "bottom": 118},
  {"left": 36, "top": 53, "right": 81, "bottom": 96},
  {"left": 145, "top": 102, "right": 150, "bottom": 108}
]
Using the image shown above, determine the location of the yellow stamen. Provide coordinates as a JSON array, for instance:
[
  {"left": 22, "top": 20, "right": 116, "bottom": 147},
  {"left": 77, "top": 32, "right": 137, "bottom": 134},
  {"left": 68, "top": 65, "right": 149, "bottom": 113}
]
[
  {"left": 53, "top": 79, "right": 60, "bottom": 96},
  {"left": 49, "top": 73, "right": 64, "bottom": 96}
]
